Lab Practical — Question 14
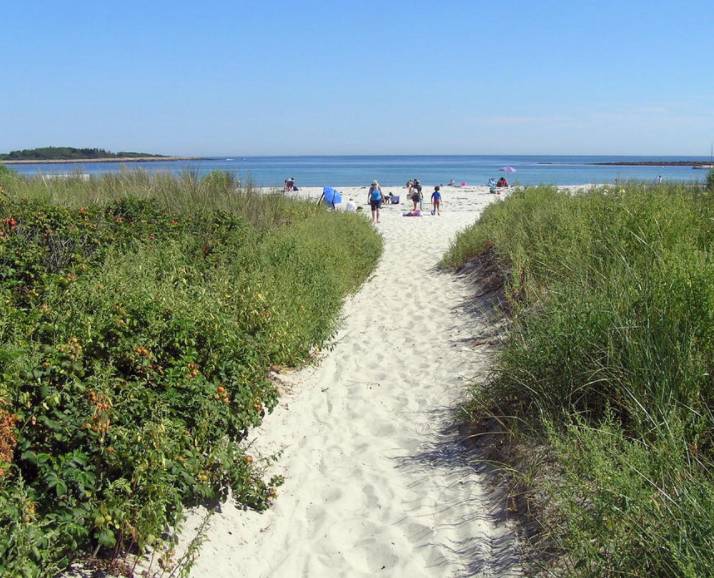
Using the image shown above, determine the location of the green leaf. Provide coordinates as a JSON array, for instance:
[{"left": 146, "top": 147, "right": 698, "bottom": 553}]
[{"left": 97, "top": 528, "right": 116, "bottom": 549}]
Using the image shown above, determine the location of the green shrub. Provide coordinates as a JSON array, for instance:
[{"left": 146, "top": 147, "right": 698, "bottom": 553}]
[
  {"left": 0, "top": 173, "right": 381, "bottom": 576},
  {"left": 707, "top": 168, "right": 714, "bottom": 192},
  {"left": 445, "top": 184, "right": 714, "bottom": 577}
]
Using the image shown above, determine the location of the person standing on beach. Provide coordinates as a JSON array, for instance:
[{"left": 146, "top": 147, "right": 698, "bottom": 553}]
[
  {"left": 413, "top": 179, "right": 423, "bottom": 210},
  {"left": 431, "top": 185, "right": 442, "bottom": 215},
  {"left": 410, "top": 180, "right": 422, "bottom": 211},
  {"left": 367, "top": 180, "right": 383, "bottom": 224}
]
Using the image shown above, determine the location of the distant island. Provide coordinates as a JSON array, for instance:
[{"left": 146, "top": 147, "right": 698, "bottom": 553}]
[{"left": 0, "top": 147, "right": 196, "bottom": 164}]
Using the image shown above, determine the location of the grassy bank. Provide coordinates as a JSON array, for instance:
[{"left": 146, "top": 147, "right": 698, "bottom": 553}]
[
  {"left": 444, "top": 183, "right": 713, "bottom": 577},
  {"left": 0, "top": 168, "right": 382, "bottom": 576}
]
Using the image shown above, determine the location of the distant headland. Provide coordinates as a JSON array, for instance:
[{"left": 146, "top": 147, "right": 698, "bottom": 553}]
[
  {"left": 592, "top": 160, "right": 714, "bottom": 168},
  {"left": 0, "top": 147, "right": 197, "bottom": 164}
]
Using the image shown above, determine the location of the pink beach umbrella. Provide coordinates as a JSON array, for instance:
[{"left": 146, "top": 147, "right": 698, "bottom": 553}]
[{"left": 500, "top": 166, "right": 517, "bottom": 173}]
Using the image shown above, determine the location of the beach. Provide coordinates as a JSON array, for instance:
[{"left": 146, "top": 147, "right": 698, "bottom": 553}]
[{"left": 172, "top": 185, "right": 522, "bottom": 577}]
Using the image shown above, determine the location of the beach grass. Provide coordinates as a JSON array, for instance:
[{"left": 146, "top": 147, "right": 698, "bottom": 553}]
[
  {"left": 444, "top": 183, "right": 714, "bottom": 577},
  {"left": 0, "top": 167, "right": 382, "bottom": 576}
]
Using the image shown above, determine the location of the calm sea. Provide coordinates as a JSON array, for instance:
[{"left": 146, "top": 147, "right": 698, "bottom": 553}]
[{"left": 8, "top": 155, "right": 711, "bottom": 187}]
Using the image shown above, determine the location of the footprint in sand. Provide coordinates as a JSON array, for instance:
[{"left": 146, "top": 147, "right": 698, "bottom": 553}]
[{"left": 180, "top": 189, "right": 522, "bottom": 578}]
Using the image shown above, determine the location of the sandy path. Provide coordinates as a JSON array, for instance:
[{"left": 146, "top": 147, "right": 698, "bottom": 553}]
[{"left": 183, "top": 186, "right": 521, "bottom": 577}]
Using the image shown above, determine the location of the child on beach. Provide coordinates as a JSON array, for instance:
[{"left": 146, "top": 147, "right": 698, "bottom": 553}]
[
  {"left": 367, "top": 180, "right": 383, "bottom": 224},
  {"left": 431, "top": 186, "right": 442, "bottom": 215}
]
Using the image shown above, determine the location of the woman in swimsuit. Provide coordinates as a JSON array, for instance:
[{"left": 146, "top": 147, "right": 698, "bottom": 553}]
[{"left": 367, "top": 180, "right": 383, "bottom": 224}]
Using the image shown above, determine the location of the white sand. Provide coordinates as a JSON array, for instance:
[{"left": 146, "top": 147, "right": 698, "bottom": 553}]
[{"left": 178, "top": 185, "right": 523, "bottom": 577}]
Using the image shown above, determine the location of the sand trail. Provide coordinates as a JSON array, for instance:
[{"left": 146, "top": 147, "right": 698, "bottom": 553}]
[{"left": 185, "top": 187, "right": 521, "bottom": 577}]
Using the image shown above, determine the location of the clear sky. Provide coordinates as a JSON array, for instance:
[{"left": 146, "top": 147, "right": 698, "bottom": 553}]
[{"left": 2, "top": 1, "right": 712, "bottom": 156}]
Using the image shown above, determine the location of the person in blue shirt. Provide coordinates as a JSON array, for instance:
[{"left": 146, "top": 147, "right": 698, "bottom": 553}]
[
  {"left": 367, "top": 180, "right": 383, "bottom": 224},
  {"left": 431, "top": 186, "right": 442, "bottom": 215}
]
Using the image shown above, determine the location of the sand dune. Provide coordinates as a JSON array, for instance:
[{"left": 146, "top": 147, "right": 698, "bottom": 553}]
[{"left": 180, "top": 185, "right": 522, "bottom": 577}]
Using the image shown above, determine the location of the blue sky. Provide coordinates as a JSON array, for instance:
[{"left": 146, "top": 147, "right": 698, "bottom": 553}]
[{"left": 2, "top": 1, "right": 712, "bottom": 156}]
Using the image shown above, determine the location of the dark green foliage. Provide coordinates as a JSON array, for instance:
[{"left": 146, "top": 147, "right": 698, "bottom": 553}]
[
  {"left": 444, "top": 184, "right": 714, "bottom": 577},
  {"left": 0, "top": 147, "right": 163, "bottom": 161},
  {"left": 707, "top": 168, "right": 714, "bottom": 192},
  {"left": 0, "top": 172, "right": 381, "bottom": 576}
]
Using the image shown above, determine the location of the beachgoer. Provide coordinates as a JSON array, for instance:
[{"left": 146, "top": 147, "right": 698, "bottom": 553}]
[
  {"left": 413, "top": 179, "right": 423, "bottom": 209},
  {"left": 656, "top": 175, "right": 663, "bottom": 184},
  {"left": 447, "top": 178, "right": 455, "bottom": 186},
  {"left": 284, "top": 177, "right": 296, "bottom": 192},
  {"left": 431, "top": 186, "right": 442, "bottom": 215},
  {"left": 488, "top": 177, "right": 498, "bottom": 194},
  {"left": 345, "top": 197, "right": 357, "bottom": 212},
  {"left": 411, "top": 186, "right": 421, "bottom": 211},
  {"left": 496, "top": 177, "right": 509, "bottom": 188},
  {"left": 367, "top": 180, "right": 383, "bottom": 224}
]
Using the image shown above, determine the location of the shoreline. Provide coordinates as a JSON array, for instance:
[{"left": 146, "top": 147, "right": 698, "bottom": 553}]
[{"left": 0, "top": 156, "right": 200, "bottom": 165}]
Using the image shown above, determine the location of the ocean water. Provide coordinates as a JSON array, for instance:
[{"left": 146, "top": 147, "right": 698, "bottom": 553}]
[{"left": 8, "top": 155, "right": 711, "bottom": 187}]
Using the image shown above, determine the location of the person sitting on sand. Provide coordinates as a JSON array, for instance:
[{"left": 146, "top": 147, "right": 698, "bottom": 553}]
[
  {"left": 431, "top": 186, "right": 442, "bottom": 215},
  {"left": 284, "top": 177, "right": 296, "bottom": 192},
  {"left": 496, "top": 177, "right": 509, "bottom": 188},
  {"left": 367, "top": 180, "right": 383, "bottom": 224},
  {"left": 345, "top": 197, "right": 357, "bottom": 212}
]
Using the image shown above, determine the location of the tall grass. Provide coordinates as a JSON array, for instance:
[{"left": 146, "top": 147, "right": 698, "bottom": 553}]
[
  {"left": 0, "top": 168, "right": 319, "bottom": 229},
  {"left": 0, "top": 168, "right": 382, "bottom": 576},
  {"left": 444, "top": 184, "right": 714, "bottom": 577}
]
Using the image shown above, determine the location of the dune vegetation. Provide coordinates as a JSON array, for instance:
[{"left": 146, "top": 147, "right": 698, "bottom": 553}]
[
  {"left": 0, "top": 167, "right": 381, "bottom": 576},
  {"left": 444, "top": 183, "right": 714, "bottom": 577}
]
